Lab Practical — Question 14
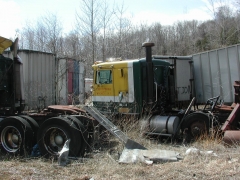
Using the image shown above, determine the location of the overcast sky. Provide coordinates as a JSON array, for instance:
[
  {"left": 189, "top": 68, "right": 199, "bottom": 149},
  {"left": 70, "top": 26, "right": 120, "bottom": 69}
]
[{"left": 0, "top": 0, "right": 229, "bottom": 39}]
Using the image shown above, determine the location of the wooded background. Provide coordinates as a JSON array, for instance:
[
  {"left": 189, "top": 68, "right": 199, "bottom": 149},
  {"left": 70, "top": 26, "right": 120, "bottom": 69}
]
[{"left": 17, "top": 0, "right": 240, "bottom": 77}]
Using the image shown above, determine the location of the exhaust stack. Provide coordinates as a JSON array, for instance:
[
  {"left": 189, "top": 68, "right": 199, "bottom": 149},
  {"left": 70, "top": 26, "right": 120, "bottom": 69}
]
[{"left": 142, "top": 42, "right": 155, "bottom": 104}]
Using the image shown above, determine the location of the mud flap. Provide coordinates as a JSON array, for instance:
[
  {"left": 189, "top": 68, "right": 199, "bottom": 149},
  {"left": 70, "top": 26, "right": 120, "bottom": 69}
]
[{"left": 125, "top": 139, "right": 147, "bottom": 150}]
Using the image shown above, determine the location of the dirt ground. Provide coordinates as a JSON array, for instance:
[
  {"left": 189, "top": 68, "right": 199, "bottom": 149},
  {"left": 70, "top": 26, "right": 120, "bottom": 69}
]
[{"left": 1, "top": 134, "right": 240, "bottom": 180}]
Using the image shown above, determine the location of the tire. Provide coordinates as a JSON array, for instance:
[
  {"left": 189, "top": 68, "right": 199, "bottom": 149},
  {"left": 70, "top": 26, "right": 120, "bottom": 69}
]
[
  {"left": 37, "top": 117, "right": 82, "bottom": 158},
  {"left": 0, "top": 116, "right": 33, "bottom": 156},
  {"left": 19, "top": 115, "right": 39, "bottom": 144},
  {"left": 65, "top": 116, "right": 89, "bottom": 156},
  {"left": 72, "top": 115, "right": 94, "bottom": 152},
  {"left": 181, "top": 112, "right": 210, "bottom": 141}
]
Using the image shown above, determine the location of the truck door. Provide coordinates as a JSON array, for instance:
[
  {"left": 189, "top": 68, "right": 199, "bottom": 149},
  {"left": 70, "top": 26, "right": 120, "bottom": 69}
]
[
  {"left": 92, "top": 69, "right": 114, "bottom": 102},
  {"left": 92, "top": 61, "right": 135, "bottom": 114},
  {"left": 92, "top": 67, "right": 120, "bottom": 113}
]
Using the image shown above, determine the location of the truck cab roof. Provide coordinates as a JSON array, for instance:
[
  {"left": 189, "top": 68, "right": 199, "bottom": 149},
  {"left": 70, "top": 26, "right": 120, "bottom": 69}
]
[{"left": 0, "top": 36, "right": 13, "bottom": 54}]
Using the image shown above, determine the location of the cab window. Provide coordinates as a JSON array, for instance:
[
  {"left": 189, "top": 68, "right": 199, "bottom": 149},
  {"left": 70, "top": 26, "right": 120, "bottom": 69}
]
[{"left": 96, "top": 70, "right": 112, "bottom": 84}]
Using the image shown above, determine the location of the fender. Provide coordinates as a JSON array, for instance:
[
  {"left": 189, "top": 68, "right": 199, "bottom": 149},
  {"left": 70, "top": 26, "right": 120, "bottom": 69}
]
[{"left": 181, "top": 112, "right": 210, "bottom": 130}]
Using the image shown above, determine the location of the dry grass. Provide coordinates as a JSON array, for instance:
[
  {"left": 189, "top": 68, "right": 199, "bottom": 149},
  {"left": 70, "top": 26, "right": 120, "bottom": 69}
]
[{"left": 1, "top": 119, "right": 240, "bottom": 180}]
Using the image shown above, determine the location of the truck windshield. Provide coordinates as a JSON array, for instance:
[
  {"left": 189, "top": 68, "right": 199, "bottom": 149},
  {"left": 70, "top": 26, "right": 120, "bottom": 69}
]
[{"left": 96, "top": 70, "right": 112, "bottom": 84}]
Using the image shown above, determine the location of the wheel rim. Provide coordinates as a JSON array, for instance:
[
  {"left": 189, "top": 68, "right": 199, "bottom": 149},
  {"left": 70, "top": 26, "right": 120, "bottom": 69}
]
[
  {"left": 190, "top": 121, "right": 207, "bottom": 137},
  {"left": 1, "top": 126, "right": 22, "bottom": 153},
  {"left": 43, "top": 127, "right": 68, "bottom": 155}
]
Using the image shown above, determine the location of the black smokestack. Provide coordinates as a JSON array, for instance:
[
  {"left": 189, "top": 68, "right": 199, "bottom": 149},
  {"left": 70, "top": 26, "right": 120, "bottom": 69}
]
[{"left": 142, "top": 42, "right": 155, "bottom": 104}]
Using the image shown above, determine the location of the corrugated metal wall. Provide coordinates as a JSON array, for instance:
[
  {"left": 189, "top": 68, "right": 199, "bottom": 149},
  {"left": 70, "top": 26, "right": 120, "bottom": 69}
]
[
  {"left": 56, "top": 58, "right": 68, "bottom": 105},
  {"left": 4, "top": 51, "right": 85, "bottom": 109},
  {"left": 4, "top": 50, "right": 56, "bottom": 110},
  {"left": 192, "top": 44, "right": 240, "bottom": 104},
  {"left": 57, "top": 58, "right": 85, "bottom": 105},
  {"left": 73, "top": 60, "right": 79, "bottom": 95},
  {"left": 18, "top": 50, "right": 56, "bottom": 110}
]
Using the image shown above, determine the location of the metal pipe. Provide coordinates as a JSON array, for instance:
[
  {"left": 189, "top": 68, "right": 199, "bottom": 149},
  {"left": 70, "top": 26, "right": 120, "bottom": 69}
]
[
  {"left": 142, "top": 42, "right": 155, "bottom": 104},
  {"left": 12, "top": 38, "right": 19, "bottom": 113}
]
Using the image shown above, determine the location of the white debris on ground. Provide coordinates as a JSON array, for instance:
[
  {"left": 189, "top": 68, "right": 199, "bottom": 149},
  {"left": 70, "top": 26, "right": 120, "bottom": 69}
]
[
  {"left": 185, "top": 147, "right": 217, "bottom": 157},
  {"left": 185, "top": 147, "right": 200, "bottom": 155},
  {"left": 118, "top": 148, "right": 181, "bottom": 165},
  {"left": 228, "top": 158, "right": 239, "bottom": 164},
  {"left": 58, "top": 139, "right": 71, "bottom": 166}
]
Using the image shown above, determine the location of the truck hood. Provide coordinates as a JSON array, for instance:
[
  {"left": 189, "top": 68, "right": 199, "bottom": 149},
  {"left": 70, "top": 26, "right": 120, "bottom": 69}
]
[{"left": 0, "top": 36, "right": 13, "bottom": 54}]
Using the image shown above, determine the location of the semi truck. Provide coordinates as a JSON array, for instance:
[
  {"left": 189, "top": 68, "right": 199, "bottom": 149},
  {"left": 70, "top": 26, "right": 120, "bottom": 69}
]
[{"left": 0, "top": 36, "right": 232, "bottom": 158}]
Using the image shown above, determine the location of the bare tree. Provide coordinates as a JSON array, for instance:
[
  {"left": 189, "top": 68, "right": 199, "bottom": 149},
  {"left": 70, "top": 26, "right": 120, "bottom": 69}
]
[
  {"left": 75, "top": 0, "right": 102, "bottom": 65},
  {"left": 99, "top": 0, "right": 115, "bottom": 61},
  {"left": 206, "top": 0, "right": 238, "bottom": 47},
  {"left": 20, "top": 12, "right": 63, "bottom": 55},
  {"left": 19, "top": 0, "right": 240, "bottom": 66},
  {"left": 63, "top": 32, "right": 82, "bottom": 58},
  {"left": 34, "top": 22, "right": 48, "bottom": 52},
  {"left": 20, "top": 22, "right": 36, "bottom": 50},
  {"left": 112, "top": 2, "right": 133, "bottom": 59},
  {"left": 40, "top": 12, "right": 63, "bottom": 54}
]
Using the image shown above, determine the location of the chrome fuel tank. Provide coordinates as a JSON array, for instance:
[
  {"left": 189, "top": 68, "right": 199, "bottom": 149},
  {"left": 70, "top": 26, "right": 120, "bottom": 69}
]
[{"left": 150, "top": 115, "right": 180, "bottom": 135}]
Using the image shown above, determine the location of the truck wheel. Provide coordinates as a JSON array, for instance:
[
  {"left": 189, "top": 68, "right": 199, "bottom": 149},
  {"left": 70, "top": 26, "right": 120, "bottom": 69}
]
[
  {"left": 0, "top": 116, "right": 33, "bottom": 156},
  {"left": 19, "top": 115, "right": 39, "bottom": 143},
  {"left": 37, "top": 117, "right": 82, "bottom": 158},
  {"left": 182, "top": 112, "right": 210, "bottom": 141},
  {"left": 65, "top": 116, "right": 88, "bottom": 156}
]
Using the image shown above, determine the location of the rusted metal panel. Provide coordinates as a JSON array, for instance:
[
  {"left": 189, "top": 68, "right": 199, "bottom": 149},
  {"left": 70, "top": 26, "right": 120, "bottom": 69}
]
[
  {"left": 221, "top": 103, "right": 240, "bottom": 131},
  {"left": 68, "top": 59, "right": 74, "bottom": 72},
  {"left": 68, "top": 61, "right": 73, "bottom": 94},
  {"left": 47, "top": 105, "right": 85, "bottom": 114},
  {"left": 223, "top": 131, "right": 240, "bottom": 145},
  {"left": 73, "top": 60, "right": 79, "bottom": 95}
]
